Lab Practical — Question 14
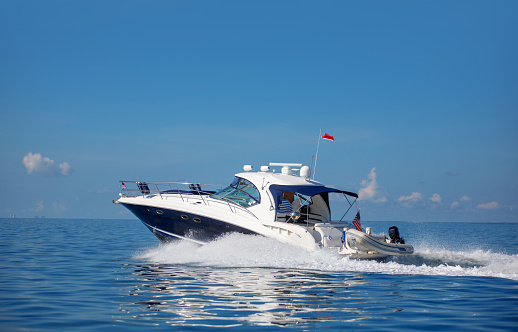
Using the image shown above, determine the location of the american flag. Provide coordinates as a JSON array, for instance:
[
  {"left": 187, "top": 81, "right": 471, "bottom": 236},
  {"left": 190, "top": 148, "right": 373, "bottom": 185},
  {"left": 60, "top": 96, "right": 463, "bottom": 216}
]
[{"left": 352, "top": 211, "right": 361, "bottom": 231}]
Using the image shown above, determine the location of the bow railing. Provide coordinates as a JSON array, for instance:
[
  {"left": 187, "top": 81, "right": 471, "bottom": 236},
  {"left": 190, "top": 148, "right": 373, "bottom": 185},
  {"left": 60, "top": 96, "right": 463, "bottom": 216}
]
[
  {"left": 118, "top": 181, "right": 258, "bottom": 219},
  {"left": 119, "top": 181, "right": 220, "bottom": 199}
]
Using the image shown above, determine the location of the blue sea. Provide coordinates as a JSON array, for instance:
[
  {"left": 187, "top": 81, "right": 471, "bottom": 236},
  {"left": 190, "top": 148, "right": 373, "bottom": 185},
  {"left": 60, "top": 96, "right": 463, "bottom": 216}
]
[{"left": 1, "top": 218, "right": 517, "bottom": 331}]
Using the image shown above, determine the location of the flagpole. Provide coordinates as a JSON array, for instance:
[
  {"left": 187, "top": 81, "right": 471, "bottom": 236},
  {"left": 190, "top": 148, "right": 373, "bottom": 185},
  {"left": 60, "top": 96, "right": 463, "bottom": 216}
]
[{"left": 312, "top": 129, "right": 322, "bottom": 180}]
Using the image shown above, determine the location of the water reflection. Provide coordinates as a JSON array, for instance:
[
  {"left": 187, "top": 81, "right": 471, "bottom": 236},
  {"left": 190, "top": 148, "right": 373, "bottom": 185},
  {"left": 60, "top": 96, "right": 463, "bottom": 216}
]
[{"left": 117, "top": 264, "right": 403, "bottom": 328}]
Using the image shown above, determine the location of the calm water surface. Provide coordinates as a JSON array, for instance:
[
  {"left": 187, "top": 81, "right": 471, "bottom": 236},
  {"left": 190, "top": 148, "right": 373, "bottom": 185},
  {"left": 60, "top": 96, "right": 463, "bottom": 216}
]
[{"left": 1, "top": 218, "right": 517, "bottom": 331}]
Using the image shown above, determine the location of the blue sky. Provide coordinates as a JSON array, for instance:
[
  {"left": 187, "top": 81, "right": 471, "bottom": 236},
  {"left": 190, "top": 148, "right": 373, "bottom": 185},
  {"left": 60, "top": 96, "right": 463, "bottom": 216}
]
[{"left": 1, "top": 0, "right": 517, "bottom": 222}]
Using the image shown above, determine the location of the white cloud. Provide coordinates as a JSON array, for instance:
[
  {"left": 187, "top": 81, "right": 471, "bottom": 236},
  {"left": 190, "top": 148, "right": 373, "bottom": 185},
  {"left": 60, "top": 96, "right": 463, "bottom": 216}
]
[
  {"left": 452, "top": 196, "right": 472, "bottom": 209},
  {"left": 23, "top": 152, "right": 72, "bottom": 176},
  {"left": 53, "top": 201, "right": 68, "bottom": 212},
  {"left": 477, "top": 201, "right": 499, "bottom": 210},
  {"left": 397, "top": 192, "right": 422, "bottom": 202},
  {"left": 359, "top": 167, "right": 386, "bottom": 202},
  {"left": 36, "top": 200, "right": 45, "bottom": 212},
  {"left": 59, "top": 162, "right": 72, "bottom": 175},
  {"left": 429, "top": 193, "right": 442, "bottom": 203},
  {"left": 375, "top": 197, "right": 388, "bottom": 203}
]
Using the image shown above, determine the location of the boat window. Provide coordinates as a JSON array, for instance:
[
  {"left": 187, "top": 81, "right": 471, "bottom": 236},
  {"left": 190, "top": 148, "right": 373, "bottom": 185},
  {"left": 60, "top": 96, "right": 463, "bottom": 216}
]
[
  {"left": 210, "top": 177, "right": 260, "bottom": 207},
  {"left": 236, "top": 179, "right": 261, "bottom": 202}
]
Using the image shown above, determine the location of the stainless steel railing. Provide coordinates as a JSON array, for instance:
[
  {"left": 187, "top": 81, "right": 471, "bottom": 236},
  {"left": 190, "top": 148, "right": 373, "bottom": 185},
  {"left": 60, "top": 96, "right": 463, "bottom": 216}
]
[
  {"left": 119, "top": 181, "right": 220, "bottom": 199},
  {"left": 118, "top": 181, "right": 258, "bottom": 219}
]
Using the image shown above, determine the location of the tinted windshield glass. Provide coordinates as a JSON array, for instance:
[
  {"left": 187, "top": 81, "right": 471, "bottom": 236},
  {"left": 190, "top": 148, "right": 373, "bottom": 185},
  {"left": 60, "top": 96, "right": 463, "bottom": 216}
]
[
  {"left": 210, "top": 177, "right": 260, "bottom": 207},
  {"left": 236, "top": 180, "right": 261, "bottom": 202}
]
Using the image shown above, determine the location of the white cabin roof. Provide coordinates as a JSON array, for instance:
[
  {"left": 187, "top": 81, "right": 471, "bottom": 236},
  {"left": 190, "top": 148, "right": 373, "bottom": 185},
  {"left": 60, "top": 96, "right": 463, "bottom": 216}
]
[
  {"left": 236, "top": 170, "right": 320, "bottom": 188},
  {"left": 234, "top": 163, "right": 358, "bottom": 199}
]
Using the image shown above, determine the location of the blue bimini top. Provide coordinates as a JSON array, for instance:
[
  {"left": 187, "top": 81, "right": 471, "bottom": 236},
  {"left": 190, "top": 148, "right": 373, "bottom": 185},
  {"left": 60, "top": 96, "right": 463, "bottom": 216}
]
[{"left": 269, "top": 184, "right": 358, "bottom": 210}]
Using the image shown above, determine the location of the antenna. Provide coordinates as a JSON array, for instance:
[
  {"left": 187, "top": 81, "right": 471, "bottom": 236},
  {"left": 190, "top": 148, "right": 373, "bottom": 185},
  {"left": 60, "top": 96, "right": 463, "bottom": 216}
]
[
  {"left": 310, "top": 154, "right": 314, "bottom": 177},
  {"left": 312, "top": 129, "right": 322, "bottom": 180}
]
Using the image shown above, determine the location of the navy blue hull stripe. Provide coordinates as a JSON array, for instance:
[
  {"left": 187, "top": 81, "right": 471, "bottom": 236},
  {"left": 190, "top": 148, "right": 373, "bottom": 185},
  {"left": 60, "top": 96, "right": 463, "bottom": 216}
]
[{"left": 121, "top": 203, "right": 259, "bottom": 243}]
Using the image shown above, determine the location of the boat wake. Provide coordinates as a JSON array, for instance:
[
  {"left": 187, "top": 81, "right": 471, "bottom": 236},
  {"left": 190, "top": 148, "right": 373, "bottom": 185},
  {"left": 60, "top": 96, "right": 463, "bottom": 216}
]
[{"left": 134, "top": 233, "right": 518, "bottom": 281}]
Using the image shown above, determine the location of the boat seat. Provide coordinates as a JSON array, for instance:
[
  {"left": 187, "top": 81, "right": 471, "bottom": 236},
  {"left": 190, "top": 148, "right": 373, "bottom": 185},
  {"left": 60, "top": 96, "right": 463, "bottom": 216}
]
[
  {"left": 137, "top": 182, "right": 151, "bottom": 195},
  {"left": 189, "top": 183, "right": 202, "bottom": 192}
]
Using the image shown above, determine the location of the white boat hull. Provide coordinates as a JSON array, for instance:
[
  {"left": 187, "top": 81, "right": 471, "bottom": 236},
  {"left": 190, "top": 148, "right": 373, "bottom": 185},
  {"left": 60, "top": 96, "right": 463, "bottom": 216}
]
[{"left": 115, "top": 163, "right": 414, "bottom": 260}]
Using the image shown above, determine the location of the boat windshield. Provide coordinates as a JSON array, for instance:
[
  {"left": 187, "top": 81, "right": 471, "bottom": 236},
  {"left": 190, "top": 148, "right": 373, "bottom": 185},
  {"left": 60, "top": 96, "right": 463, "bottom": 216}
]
[{"left": 210, "top": 177, "right": 260, "bottom": 207}]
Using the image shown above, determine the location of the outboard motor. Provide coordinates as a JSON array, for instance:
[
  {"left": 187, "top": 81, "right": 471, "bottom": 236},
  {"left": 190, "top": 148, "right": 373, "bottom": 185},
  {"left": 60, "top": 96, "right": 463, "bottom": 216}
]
[{"left": 388, "top": 226, "right": 405, "bottom": 244}]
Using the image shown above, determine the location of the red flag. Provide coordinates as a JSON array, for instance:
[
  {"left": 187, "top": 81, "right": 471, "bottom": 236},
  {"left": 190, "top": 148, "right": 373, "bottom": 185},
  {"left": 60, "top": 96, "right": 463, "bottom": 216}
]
[
  {"left": 352, "top": 211, "right": 361, "bottom": 231},
  {"left": 321, "top": 133, "right": 335, "bottom": 141}
]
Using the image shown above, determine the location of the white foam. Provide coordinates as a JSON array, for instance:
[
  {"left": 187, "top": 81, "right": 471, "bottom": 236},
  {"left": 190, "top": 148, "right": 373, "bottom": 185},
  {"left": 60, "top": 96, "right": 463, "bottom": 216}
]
[{"left": 134, "top": 233, "right": 518, "bottom": 281}]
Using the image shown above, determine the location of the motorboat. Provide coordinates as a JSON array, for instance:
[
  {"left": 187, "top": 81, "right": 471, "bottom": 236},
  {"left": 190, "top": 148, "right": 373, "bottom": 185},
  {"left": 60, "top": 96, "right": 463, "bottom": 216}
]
[{"left": 114, "top": 162, "right": 413, "bottom": 259}]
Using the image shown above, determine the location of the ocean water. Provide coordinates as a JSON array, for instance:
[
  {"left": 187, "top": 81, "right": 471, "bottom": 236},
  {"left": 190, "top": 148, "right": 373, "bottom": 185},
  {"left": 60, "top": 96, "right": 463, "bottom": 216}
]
[{"left": 0, "top": 218, "right": 517, "bottom": 331}]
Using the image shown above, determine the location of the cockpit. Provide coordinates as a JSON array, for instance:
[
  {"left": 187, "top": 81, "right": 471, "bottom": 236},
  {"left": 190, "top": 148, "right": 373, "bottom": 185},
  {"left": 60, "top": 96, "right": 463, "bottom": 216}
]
[{"left": 269, "top": 184, "right": 358, "bottom": 224}]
